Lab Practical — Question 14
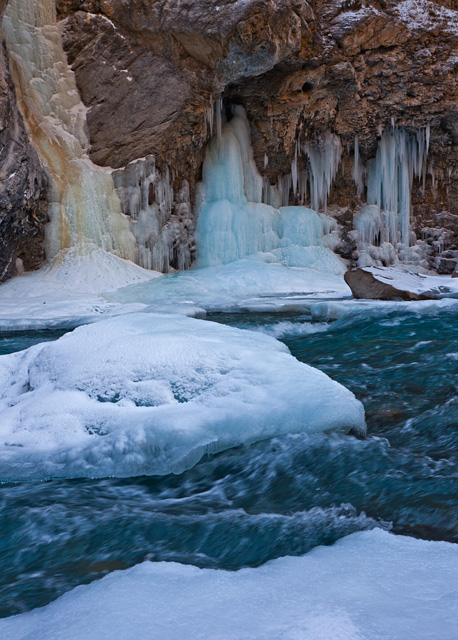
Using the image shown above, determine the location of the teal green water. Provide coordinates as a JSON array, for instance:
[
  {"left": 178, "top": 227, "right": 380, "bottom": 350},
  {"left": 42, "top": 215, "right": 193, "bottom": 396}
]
[{"left": 1, "top": 307, "right": 457, "bottom": 616}]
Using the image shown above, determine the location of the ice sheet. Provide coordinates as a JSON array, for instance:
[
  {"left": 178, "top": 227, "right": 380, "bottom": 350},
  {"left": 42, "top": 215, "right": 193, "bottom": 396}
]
[
  {"left": 1, "top": 529, "right": 457, "bottom": 640},
  {"left": 0, "top": 312, "right": 365, "bottom": 480},
  {"left": 0, "top": 247, "right": 159, "bottom": 330},
  {"left": 111, "top": 254, "right": 352, "bottom": 312}
]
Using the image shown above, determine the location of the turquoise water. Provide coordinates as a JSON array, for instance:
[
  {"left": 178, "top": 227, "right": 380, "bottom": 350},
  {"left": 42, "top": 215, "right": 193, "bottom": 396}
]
[{"left": 1, "top": 307, "right": 457, "bottom": 616}]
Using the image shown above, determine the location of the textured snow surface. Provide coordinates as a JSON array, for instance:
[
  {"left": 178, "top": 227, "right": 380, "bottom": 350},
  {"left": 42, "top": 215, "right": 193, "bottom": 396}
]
[
  {"left": 0, "top": 312, "right": 365, "bottom": 480},
  {"left": 1, "top": 529, "right": 457, "bottom": 640}
]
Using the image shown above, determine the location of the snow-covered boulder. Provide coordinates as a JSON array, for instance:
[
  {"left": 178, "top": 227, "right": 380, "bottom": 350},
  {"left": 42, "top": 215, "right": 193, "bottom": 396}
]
[
  {"left": 345, "top": 266, "right": 458, "bottom": 301},
  {"left": 0, "top": 313, "right": 365, "bottom": 480}
]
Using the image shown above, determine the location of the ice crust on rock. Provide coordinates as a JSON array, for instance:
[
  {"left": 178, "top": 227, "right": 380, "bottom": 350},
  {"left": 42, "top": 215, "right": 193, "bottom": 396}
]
[
  {"left": 1, "top": 529, "right": 457, "bottom": 640},
  {"left": 0, "top": 312, "right": 365, "bottom": 480}
]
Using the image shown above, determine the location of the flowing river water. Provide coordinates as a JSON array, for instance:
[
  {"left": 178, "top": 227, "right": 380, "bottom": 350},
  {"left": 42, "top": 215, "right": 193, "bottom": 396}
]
[{"left": 1, "top": 305, "right": 457, "bottom": 617}]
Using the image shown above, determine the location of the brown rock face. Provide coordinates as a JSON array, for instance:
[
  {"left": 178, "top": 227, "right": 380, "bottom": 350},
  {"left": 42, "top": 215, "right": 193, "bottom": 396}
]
[
  {"left": 57, "top": 0, "right": 302, "bottom": 172},
  {"left": 0, "top": 4, "right": 48, "bottom": 281}
]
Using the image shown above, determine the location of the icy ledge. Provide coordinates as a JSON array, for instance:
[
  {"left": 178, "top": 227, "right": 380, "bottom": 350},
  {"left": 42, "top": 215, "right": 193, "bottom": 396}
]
[
  {"left": 0, "top": 313, "right": 365, "bottom": 480},
  {"left": 1, "top": 529, "right": 457, "bottom": 640}
]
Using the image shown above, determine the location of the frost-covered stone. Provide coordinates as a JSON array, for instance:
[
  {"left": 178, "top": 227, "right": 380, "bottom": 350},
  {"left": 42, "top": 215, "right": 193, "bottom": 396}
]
[{"left": 345, "top": 265, "right": 458, "bottom": 300}]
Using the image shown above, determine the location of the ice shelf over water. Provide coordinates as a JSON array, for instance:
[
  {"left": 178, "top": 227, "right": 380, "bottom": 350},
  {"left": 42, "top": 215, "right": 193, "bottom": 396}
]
[
  {"left": 0, "top": 312, "right": 365, "bottom": 480},
  {"left": 1, "top": 529, "right": 457, "bottom": 640}
]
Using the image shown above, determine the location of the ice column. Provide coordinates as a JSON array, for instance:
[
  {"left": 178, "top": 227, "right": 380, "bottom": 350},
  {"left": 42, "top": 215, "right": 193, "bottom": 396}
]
[
  {"left": 366, "top": 127, "right": 429, "bottom": 246},
  {"left": 112, "top": 157, "right": 193, "bottom": 272},
  {"left": 303, "top": 133, "right": 342, "bottom": 213},
  {"left": 2, "top": 0, "right": 136, "bottom": 262}
]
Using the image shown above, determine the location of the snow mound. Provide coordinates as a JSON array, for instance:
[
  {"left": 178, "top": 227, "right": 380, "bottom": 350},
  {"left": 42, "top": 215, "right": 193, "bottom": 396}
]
[
  {"left": 1, "top": 529, "right": 457, "bottom": 640},
  {"left": 0, "top": 246, "right": 160, "bottom": 330},
  {"left": 0, "top": 313, "right": 365, "bottom": 480}
]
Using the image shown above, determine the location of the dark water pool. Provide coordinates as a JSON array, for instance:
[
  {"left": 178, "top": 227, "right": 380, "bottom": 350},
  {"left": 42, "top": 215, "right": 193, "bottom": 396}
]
[{"left": 1, "top": 306, "right": 457, "bottom": 616}]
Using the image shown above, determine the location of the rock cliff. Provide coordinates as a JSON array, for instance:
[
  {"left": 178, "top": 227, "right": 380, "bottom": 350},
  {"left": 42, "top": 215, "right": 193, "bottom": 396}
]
[{"left": 2, "top": 0, "right": 458, "bottom": 276}]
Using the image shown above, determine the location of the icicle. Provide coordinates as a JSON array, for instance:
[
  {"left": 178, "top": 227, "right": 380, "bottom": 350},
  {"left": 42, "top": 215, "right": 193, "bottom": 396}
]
[
  {"left": 264, "top": 155, "right": 269, "bottom": 169},
  {"left": 302, "top": 133, "right": 341, "bottom": 212},
  {"left": 206, "top": 101, "right": 214, "bottom": 137},
  {"left": 291, "top": 141, "right": 299, "bottom": 197},
  {"left": 352, "top": 135, "right": 364, "bottom": 197},
  {"left": 429, "top": 161, "right": 435, "bottom": 188},
  {"left": 366, "top": 126, "right": 429, "bottom": 247},
  {"left": 215, "top": 98, "right": 223, "bottom": 140},
  {"left": 298, "top": 171, "right": 308, "bottom": 205},
  {"left": 278, "top": 175, "right": 292, "bottom": 207},
  {"left": 113, "top": 157, "right": 193, "bottom": 273}
]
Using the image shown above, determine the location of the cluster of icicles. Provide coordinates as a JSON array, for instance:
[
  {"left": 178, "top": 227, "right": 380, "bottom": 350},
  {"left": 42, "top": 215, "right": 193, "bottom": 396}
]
[{"left": 205, "top": 99, "right": 431, "bottom": 270}]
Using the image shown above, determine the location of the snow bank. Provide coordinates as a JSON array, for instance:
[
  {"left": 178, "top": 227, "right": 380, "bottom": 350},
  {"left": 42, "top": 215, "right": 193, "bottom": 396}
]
[
  {"left": 1, "top": 529, "right": 457, "bottom": 640},
  {"left": 0, "top": 312, "right": 365, "bottom": 480},
  {"left": 0, "top": 246, "right": 159, "bottom": 330}
]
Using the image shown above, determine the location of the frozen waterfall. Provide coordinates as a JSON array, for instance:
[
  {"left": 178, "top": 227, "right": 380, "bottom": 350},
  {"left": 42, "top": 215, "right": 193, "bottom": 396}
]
[
  {"left": 364, "top": 126, "right": 429, "bottom": 247},
  {"left": 195, "top": 106, "right": 344, "bottom": 274},
  {"left": 2, "top": 0, "right": 137, "bottom": 264}
]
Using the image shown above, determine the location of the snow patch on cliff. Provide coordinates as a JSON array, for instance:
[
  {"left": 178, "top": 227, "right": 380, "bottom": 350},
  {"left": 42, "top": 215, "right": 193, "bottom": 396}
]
[{"left": 396, "top": 0, "right": 458, "bottom": 35}]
